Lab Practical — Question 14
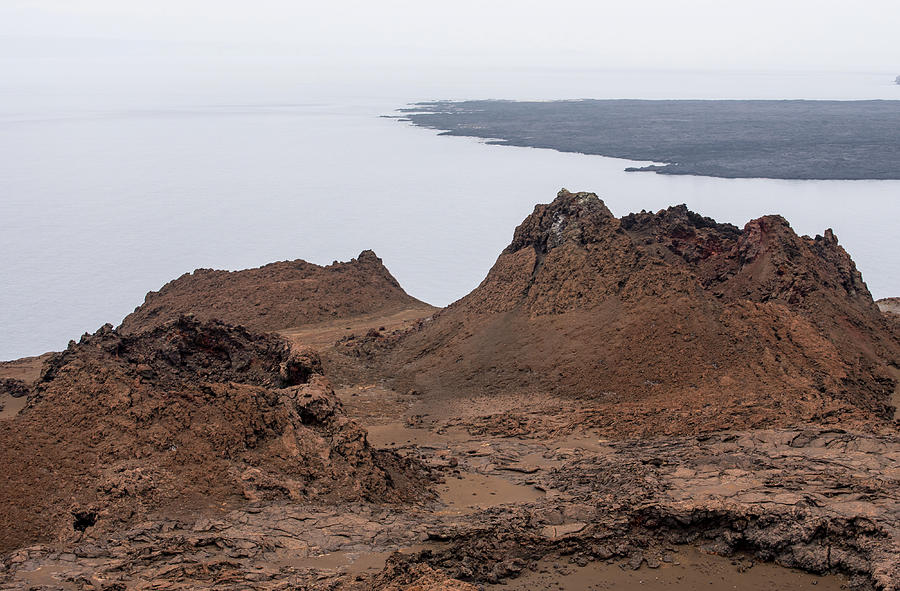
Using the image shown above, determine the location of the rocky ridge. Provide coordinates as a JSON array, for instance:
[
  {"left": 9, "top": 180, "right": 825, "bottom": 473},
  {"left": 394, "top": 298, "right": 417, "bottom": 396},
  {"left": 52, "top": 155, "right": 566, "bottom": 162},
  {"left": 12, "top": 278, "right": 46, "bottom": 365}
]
[{"left": 119, "top": 250, "right": 426, "bottom": 335}]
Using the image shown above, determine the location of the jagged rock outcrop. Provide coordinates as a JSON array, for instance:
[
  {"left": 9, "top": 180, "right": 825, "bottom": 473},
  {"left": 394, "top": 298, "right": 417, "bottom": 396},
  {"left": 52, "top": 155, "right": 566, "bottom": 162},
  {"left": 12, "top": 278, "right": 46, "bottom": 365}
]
[
  {"left": 119, "top": 250, "right": 427, "bottom": 334},
  {"left": 0, "top": 317, "right": 428, "bottom": 554},
  {"left": 388, "top": 190, "right": 899, "bottom": 436}
]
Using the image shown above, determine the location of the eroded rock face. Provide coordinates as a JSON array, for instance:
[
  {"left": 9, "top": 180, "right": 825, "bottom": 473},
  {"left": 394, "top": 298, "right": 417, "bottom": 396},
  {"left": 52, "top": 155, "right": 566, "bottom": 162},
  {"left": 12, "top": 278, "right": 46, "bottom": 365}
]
[
  {"left": 0, "top": 317, "right": 428, "bottom": 554},
  {"left": 388, "top": 190, "right": 899, "bottom": 436},
  {"left": 119, "top": 250, "right": 427, "bottom": 335}
]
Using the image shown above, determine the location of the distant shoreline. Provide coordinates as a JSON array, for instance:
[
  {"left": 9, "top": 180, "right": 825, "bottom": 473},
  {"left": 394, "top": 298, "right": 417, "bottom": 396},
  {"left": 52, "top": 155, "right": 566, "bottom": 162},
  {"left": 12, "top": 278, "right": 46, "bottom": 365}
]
[{"left": 400, "top": 99, "right": 900, "bottom": 180}]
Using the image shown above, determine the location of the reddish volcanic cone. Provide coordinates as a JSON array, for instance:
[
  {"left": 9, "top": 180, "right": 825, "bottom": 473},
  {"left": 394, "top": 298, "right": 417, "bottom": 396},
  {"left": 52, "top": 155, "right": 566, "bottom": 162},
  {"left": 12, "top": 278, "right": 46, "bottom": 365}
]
[{"left": 390, "top": 190, "right": 899, "bottom": 437}]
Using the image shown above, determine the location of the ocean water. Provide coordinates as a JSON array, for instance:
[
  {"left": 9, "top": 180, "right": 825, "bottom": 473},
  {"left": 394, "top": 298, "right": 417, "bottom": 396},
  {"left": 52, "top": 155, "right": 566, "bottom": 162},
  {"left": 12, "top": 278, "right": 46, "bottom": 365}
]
[{"left": 1, "top": 63, "right": 899, "bottom": 360}]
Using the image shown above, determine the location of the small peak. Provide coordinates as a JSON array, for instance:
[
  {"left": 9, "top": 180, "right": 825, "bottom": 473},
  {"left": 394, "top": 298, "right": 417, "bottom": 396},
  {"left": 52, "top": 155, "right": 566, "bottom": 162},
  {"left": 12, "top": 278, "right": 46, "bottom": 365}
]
[
  {"left": 505, "top": 190, "right": 616, "bottom": 254},
  {"left": 746, "top": 214, "right": 792, "bottom": 231},
  {"left": 356, "top": 249, "right": 382, "bottom": 264},
  {"left": 740, "top": 215, "right": 793, "bottom": 245},
  {"left": 554, "top": 189, "right": 605, "bottom": 209}
]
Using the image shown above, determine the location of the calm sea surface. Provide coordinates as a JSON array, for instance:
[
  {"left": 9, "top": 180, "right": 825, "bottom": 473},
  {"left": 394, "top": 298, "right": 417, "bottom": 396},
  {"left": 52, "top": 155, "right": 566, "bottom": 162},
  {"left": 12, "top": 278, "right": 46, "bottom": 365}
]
[{"left": 1, "top": 64, "right": 898, "bottom": 359}]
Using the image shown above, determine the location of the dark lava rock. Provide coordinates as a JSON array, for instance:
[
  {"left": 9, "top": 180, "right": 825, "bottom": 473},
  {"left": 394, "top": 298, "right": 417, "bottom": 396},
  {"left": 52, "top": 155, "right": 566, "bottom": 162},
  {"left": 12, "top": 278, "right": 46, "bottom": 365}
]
[{"left": 0, "top": 378, "right": 29, "bottom": 398}]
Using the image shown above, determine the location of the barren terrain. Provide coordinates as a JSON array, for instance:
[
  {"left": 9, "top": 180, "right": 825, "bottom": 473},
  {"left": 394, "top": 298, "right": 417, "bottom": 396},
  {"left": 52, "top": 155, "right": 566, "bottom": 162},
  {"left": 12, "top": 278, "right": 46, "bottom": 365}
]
[{"left": 1, "top": 192, "right": 898, "bottom": 590}]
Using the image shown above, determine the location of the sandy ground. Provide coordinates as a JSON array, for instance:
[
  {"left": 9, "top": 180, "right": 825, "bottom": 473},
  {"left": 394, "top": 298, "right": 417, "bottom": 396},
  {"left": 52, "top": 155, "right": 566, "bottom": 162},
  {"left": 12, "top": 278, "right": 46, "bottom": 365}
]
[
  {"left": 279, "top": 304, "right": 436, "bottom": 350},
  {"left": 0, "top": 353, "right": 48, "bottom": 383},
  {"left": 0, "top": 395, "right": 27, "bottom": 420},
  {"left": 487, "top": 546, "right": 848, "bottom": 590},
  {"left": 0, "top": 353, "right": 48, "bottom": 420}
]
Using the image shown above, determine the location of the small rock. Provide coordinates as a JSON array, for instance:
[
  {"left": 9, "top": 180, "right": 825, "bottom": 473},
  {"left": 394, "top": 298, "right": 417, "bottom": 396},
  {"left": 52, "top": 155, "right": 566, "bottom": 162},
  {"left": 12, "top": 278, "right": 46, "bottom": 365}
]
[{"left": 629, "top": 553, "right": 644, "bottom": 570}]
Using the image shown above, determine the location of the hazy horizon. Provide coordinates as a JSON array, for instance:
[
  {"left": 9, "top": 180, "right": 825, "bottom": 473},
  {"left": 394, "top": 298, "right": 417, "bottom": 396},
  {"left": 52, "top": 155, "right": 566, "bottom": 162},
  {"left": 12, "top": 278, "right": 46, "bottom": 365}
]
[{"left": 2, "top": 1, "right": 899, "bottom": 72}]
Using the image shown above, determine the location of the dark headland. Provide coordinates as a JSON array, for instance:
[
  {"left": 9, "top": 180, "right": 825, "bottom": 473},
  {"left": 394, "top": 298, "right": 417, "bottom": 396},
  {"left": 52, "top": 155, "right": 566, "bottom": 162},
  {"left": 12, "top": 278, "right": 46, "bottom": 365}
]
[{"left": 400, "top": 99, "right": 900, "bottom": 180}]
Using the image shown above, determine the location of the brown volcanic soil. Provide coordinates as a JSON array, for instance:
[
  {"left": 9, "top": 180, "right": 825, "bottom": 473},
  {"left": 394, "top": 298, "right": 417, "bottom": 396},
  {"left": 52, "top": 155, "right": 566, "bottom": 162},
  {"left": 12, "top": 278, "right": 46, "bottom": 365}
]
[
  {"left": 382, "top": 190, "right": 899, "bottom": 437},
  {"left": 0, "top": 317, "right": 428, "bottom": 555},
  {"left": 119, "top": 250, "right": 430, "bottom": 335}
]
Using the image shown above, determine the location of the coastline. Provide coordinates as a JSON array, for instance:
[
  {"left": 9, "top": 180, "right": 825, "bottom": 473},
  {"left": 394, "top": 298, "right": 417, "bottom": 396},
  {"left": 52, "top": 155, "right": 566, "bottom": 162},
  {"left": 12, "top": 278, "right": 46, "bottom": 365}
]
[{"left": 402, "top": 99, "right": 900, "bottom": 180}]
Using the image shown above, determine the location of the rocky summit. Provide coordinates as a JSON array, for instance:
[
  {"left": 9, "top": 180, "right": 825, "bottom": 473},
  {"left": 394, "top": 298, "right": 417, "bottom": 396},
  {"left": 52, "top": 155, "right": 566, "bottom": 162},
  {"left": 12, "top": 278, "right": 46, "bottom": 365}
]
[{"left": 387, "top": 189, "right": 898, "bottom": 437}]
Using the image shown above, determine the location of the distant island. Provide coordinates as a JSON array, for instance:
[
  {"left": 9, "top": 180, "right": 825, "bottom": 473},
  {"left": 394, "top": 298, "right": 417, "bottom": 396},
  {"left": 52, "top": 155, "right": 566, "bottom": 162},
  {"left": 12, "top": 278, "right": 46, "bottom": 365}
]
[
  {"left": 895, "top": 75, "right": 900, "bottom": 85},
  {"left": 400, "top": 99, "right": 900, "bottom": 180}
]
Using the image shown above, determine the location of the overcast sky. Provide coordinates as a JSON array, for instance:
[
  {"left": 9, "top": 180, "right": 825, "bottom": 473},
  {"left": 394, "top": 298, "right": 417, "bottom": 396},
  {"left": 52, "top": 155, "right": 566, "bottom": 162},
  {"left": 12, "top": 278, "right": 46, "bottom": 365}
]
[{"left": 1, "top": 0, "right": 899, "bottom": 72}]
